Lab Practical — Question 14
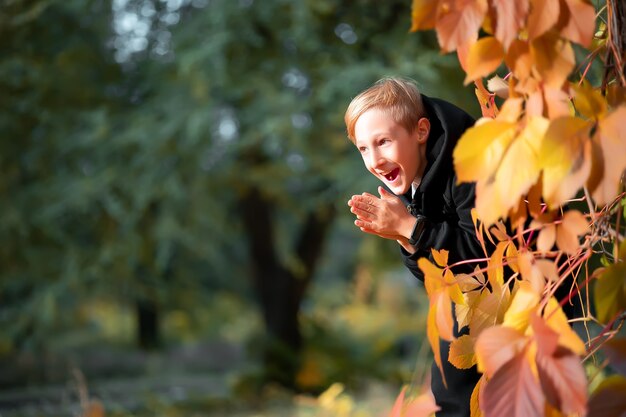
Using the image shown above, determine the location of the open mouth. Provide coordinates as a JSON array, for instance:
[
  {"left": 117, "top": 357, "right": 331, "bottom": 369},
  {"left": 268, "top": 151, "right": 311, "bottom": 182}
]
[{"left": 384, "top": 168, "right": 400, "bottom": 182}]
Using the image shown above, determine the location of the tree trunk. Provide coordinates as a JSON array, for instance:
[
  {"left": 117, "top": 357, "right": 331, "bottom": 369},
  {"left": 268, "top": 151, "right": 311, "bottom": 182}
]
[
  {"left": 136, "top": 297, "right": 160, "bottom": 350},
  {"left": 240, "top": 186, "right": 334, "bottom": 388}
]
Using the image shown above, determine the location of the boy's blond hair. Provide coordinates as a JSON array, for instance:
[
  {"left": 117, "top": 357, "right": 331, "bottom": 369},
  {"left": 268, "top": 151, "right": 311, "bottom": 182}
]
[{"left": 344, "top": 77, "right": 425, "bottom": 143}]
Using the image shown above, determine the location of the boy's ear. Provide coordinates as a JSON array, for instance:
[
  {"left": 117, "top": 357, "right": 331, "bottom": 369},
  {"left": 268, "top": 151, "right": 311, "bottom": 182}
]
[{"left": 416, "top": 117, "right": 430, "bottom": 144}]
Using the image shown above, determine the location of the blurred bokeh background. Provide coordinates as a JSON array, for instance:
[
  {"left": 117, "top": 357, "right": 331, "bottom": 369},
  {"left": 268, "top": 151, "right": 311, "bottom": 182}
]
[{"left": 0, "top": 0, "right": 480, "bottom": 415}]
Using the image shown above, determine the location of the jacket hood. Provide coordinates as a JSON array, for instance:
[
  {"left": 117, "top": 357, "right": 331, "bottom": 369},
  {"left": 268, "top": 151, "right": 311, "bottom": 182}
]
[{"left": 418, "top": 95, "right": 476, "bottom": 193}]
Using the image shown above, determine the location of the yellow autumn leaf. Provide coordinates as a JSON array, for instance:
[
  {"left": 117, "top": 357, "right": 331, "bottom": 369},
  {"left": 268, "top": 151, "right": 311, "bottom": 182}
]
[
  {"left": 539, "top": 117, "right": 593, "bottom": 207},
  {"left": 453, "top": 120, "right": 517, "bottom": 184},
  {"left": 419, "top": 257, "right": 445, "bottom": 295},
  {"left": 487, "top": 241, "right": 509, "bottom": 292},
  {"left": 573, "top": 81, "right": 608, "bottom": 120},
  {"left": 544, "top": 298, "right": 586, "bottom": 355},
  {"left": 446, "top": 269, "right": 466, "bottom": 306},
  {"left": 496, "top": 98, "right": 523, "bottom": 123},
  {"left": 589, "top": 105, "right": 626, "bottom": 206},
  {"left": 427, "top": 304, "right": 445, "bottom": 386},
  {"left": 435, "top": 292, "right": 455, "bottom": 341},
  {"left": 464, "top": 36, "right": 504, "bottom": 85},
  {"left": 503, "top": 281, "right": 541, "bottom": 332},
  {"left": 449, "top": 334, "right": 477, "bottom": 369},
  {"left": 593, "top": 240, "right": 626, "bottom": 324},
  {"left": 530, "top": 32, "right": 575, "bottom": 89},
  {"left": 475, "top": 179, "right": 508, "bottom": 226},
  {"left": 494, "top": 116, "right": 548, "bottom": 213},
  {"left": 470, "top": 377, "right": 483, "bottom": 417},
  {"left": 456, "top": 290, "right": 481, "bottom": 329},
  {"left": 469, "top": 288, "right": 510, "bottom": 334}
]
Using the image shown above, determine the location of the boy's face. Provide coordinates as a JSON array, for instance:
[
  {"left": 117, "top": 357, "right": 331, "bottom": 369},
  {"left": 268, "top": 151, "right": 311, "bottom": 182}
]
[{"left": 354, "top": 108, "right": 429, "bottom": 195}]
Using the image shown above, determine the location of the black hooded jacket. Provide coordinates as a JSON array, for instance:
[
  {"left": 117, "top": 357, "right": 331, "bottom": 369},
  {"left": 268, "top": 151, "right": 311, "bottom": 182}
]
[
  {"left": 397, "top": 95, "right": 485, "bottom": 281},
  {"left": 396, "top": 95, "right": 483, "bottom": 417}
]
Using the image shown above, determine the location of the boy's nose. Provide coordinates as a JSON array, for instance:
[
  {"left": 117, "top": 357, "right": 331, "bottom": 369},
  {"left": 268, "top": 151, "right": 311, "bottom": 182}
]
[{"left": 369, "top": 151, "right": 385, "bottom": 169}]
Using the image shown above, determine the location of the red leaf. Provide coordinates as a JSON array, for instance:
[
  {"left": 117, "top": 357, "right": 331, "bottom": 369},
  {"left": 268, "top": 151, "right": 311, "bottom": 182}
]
[
  {"left": 533, "top": 315, "right": 587, "bottom": 415},
  {"left": 480, "top": 350, "right": 544, "bottom": 417}
]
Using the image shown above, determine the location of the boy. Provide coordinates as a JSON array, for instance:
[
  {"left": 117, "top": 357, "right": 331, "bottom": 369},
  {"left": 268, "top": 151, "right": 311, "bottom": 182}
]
[{"left": 345, "top": 77, "right": 483, "bottom": 417}]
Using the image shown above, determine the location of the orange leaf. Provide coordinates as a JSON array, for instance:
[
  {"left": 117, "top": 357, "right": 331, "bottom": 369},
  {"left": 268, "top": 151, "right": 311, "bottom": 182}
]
[
  {"left": 491, "top": 0, "right": 529, "bottom": 50},
  {"left": 480, "top": 349, "right": 544, "bottom": 417},
  {"left": 487, "top": 241, "right": 508, "bottom": 291},
  {"left": 435, "top": 0, "right": 487, "bottom": 52},
  {"left": 474, "top": 78, "right": 498, "bottom": 118},
  {"left": 389, "top": 386, "right": 408, "bottom": 417},
  {"left": 539, "top": 117, "right": 592, "bottom": 207},
  {"left": 555, "top": 210, "right": 588, "bottom": 254},
  {"left": 530, "top": 32, "right": 575, "bottom": 89},
  {"left": 464, "top": 36, "right": 504, "bottom": 84},
  {"left": 505, "top": 40, "right": 532, "bottom": 81},
  {"left": 404, "top": 390, "right": 441, "bottom": 417},
  {"left": 557, "top": 0, "right": 596, "bottom": 48},
  {"left": 432, "top": 248, "right": 449, "bottom": 267},
  {"left": 527, "top": 0, "right": 560, "bottom": 40},
  {"left": 518, "top": 250, "right": 547, "bottom": 294},
  {"left": 449, "top": 334, "right": 477, "bottom": 369},
  {"left": 475, "top": 325, "right": 527, "bottom": 377},
  {"left": 543, "top": 86, "right": 573, "bottom": 119},
  {"left": 411, "top": 0, "right": 440, "bottom": 31},
  {"left": 589, "top": 106, "right": 626, "bottom": 206},
  {"left": 537, "top": 223, "right": 556, "bottom": 252}
]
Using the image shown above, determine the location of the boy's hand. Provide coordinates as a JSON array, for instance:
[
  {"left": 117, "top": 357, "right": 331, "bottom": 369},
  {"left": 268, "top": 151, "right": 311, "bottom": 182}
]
[{"left": 347, "top": 186, "right": 416, "bottom": 242}]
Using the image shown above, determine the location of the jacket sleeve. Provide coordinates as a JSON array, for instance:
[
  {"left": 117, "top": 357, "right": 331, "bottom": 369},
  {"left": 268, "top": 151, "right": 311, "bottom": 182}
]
[{"left": 400, "top": 177, "right": 486, "bottom": 282}]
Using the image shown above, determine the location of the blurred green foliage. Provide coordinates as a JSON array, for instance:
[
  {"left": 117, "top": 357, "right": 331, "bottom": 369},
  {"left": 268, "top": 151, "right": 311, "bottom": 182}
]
[{"left": 0, "top": 0, "right": 476, "bottom": 404}]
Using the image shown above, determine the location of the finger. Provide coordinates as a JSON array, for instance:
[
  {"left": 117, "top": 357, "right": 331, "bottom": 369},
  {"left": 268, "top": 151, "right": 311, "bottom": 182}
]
[
  {"left": 357, "top": 192, "right": 380, "bottom": 207},
  {"left": 351, "top": 205, "right": 375, "bottom": 220},
  {"left": 378, "top": 186, "right": 394, "bottom": 199}
]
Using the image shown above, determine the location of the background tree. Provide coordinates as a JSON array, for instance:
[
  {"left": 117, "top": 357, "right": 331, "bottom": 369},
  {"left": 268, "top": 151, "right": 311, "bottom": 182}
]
[{"left": 0, "top": 0, "right": 475, "bottom": 391}]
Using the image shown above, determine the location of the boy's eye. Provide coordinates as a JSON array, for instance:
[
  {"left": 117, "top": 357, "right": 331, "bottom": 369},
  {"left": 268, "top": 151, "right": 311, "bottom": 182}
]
[
  {"left": 358, "top": 147, "right": 367, "bottom": 153},
  {"left": 379, "top": 138, "right": 389, "bottom": 145}
]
